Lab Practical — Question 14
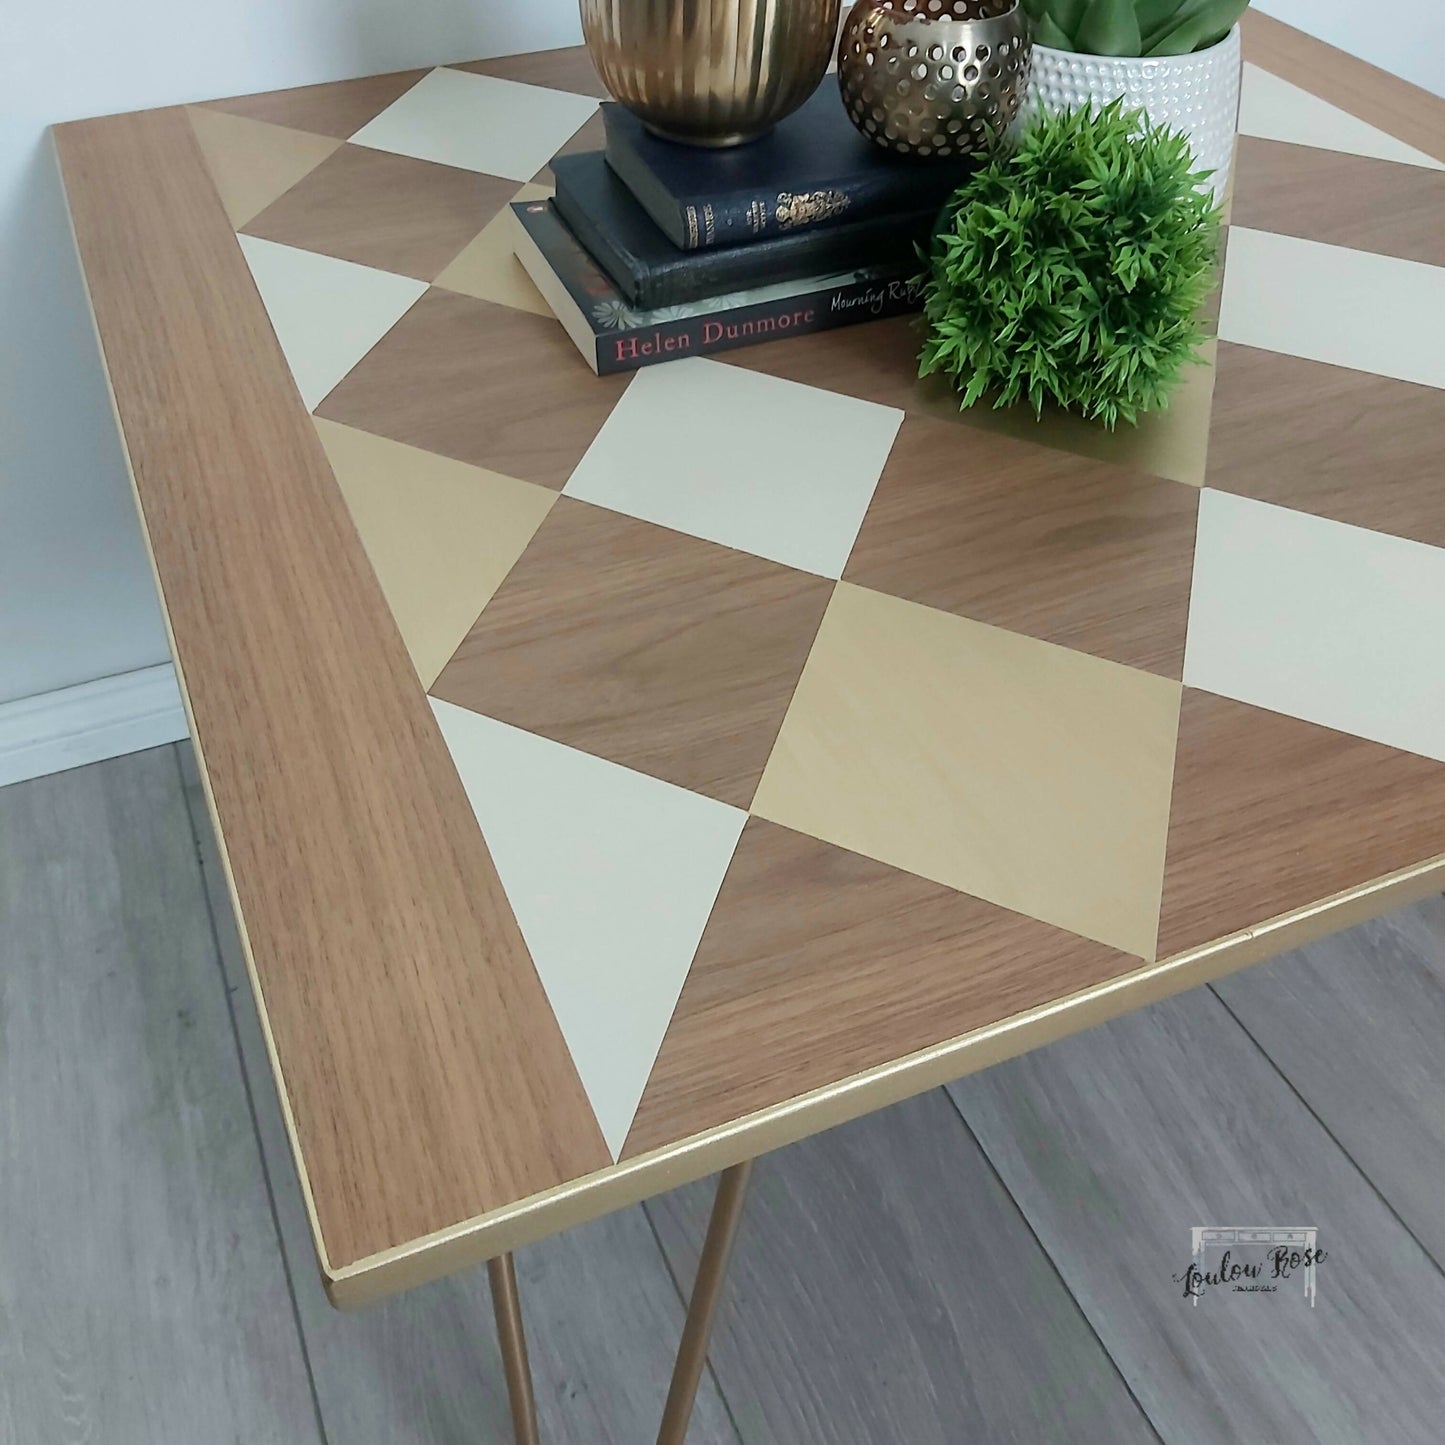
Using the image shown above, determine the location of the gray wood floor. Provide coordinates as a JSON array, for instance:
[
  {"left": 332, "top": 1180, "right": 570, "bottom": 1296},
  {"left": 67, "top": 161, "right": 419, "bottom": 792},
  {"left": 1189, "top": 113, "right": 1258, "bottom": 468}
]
[{"left": 3, "top": 744, "right": 1443, "bottom": 1444}]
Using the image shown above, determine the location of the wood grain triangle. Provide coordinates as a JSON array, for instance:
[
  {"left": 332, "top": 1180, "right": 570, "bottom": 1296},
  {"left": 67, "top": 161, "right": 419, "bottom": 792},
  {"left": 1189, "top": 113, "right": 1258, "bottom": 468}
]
[{"left": 1158, "top": 690, "right": 1445, "bottom": 959}]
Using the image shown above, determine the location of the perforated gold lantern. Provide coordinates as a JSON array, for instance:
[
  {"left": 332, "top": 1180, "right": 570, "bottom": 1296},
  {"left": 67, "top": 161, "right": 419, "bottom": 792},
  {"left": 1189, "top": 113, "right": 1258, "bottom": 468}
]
[{"left": 838, "top": 0, "right": 1032, "bottom": 157}]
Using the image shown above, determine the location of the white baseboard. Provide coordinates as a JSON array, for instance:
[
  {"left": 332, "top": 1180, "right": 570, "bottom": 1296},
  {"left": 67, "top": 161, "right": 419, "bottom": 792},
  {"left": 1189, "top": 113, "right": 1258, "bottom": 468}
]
[{"left": 0, "top": 664, "right": 190, "bottom": 789}]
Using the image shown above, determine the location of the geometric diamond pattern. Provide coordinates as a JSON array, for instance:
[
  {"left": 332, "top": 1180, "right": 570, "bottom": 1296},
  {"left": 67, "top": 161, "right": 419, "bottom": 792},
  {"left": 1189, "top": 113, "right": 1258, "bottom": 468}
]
[
  {"left": 435, "top": 181, "right": 556, "bottom": 315},
  {"left": 187, "top": 107, "right": 338, "bottom": 229},
  {"left": 452, "top": 48, "right": 612, "bottom": 100},
  {"left": 236, "top": 235, "right": 426, "bottom": 410},
  {"left": 1206, "top": 343, "right": 1445, "bottom": 547},
  {"left": 1158, "top": 691, "right": 1445, "bottom": 959},
  {"left": 202, "top": 68, "right": 430, "bottom": 140},
  {"left": 565, "top": 357, "right": 905, "bottom": 578},
  {"left": 431, "top": 499, "right": 835, "bottom": 808},
  {"left": 1230, "top": 134, "right": 1445, "bottom": 268},
  {"left": 350, "top": 67, "right": 598, "bottom": 183},
  {"left": 315, "top": 289, "right": 629, "bottom": 484},
  {"left": 188, "top": 43, "right": 1445, "bottom": 1162},
  {"left": 430, "top": 699, "right": 745, "bottom": 1159},
  {"left": 315, "top": 418, "right": 555, "bottom": 688},
  {"left": 752, "top": 584, "right": 1182, "bottom": 958},
  {"left": 622, "top": 815, "right": 1133, "bottom": 1158},
  {"left": 1185, "top": 490, "right": 1445, "bottom": 763},
  {"left": 1238, "top": 61, "right": 1445, "bottom": 171},
  {"left": 723, "top": 307, "right": 1222, "bottom": 488},
  {"left": 1219, "top": 227, "right": 1445, "bottom": 390},
  {"left": 845, "top": 416, "right": 1199, "bottom": 677},
  {"left": 243, "top": 143, "right": 520, "bottom": 281}
]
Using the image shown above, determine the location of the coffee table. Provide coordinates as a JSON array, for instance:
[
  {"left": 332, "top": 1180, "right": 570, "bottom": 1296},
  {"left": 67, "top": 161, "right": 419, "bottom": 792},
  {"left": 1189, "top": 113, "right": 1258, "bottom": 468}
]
[{"left": 54, "top": 13, "right": 1445, "bottom": 1442}]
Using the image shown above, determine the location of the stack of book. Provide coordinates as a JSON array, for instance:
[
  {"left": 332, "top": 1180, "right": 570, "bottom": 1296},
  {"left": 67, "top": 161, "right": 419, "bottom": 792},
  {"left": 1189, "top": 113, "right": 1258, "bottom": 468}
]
[{"left": 508, "top": 84, "right": 976, "bottom": 374}]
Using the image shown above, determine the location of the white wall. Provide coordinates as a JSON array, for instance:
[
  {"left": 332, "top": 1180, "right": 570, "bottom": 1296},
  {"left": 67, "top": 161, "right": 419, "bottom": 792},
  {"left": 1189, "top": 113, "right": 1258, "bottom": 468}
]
[
  {"left": 0, "top": 1, "right": 1440, "bottom": 708},
  {"left": 1255, "top": 0, "right": 1445, "bottom": 99},
  {"left": 0, "top": 0, "right": 582, "bottom": 706}
]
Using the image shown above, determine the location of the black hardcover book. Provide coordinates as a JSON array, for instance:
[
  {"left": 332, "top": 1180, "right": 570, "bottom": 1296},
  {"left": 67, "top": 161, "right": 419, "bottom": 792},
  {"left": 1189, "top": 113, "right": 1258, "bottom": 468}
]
[
  {"left": 508, "top": 199, "right": 923, "bottom": 376},
  {"left": 552, "top": 152, "right": 933, "bottom": 309},
  {"left": 602, "top": 86, "right": 975, "bottom": 252}
]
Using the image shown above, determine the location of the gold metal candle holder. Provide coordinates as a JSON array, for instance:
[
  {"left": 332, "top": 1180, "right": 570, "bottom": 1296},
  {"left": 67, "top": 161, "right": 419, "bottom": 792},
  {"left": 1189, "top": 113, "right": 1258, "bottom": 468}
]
[{"left": 838, "top": 0, "right": 1032, "bottom": 158}]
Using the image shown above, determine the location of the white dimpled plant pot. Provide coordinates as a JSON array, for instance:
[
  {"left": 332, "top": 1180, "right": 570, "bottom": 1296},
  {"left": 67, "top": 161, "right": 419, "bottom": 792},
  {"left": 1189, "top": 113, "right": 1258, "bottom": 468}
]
[{"left": 1028, "top": 24, "right": 1241, "bottom": 196}]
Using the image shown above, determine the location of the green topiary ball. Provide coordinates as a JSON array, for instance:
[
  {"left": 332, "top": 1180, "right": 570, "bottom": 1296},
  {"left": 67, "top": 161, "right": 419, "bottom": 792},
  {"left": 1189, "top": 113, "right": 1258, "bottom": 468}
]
[{"left": 919, "top": 99, "right": 1222, "bottom": 429}]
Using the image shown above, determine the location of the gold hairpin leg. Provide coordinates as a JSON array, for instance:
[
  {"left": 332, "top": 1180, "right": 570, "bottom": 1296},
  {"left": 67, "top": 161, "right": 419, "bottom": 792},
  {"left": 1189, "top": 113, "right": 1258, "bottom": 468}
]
[
  {"left": 488, "top": 1254, "right": 541, "bottom": 1445},
  {"left": 657, "top": 1160, "right": 755, "bottom": 1445},
  {"left": 485, "top": 1161, "right": 755, "bottom": 1445}
]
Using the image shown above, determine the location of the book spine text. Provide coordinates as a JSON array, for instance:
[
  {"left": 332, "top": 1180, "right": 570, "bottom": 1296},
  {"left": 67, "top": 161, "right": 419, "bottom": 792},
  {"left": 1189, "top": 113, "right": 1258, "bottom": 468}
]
[
  {"left": 675, "top": 172, "right": 959, "bottom": 250},
  {"left": 595, "top": 275, "right": 923, "bottom": 373}
]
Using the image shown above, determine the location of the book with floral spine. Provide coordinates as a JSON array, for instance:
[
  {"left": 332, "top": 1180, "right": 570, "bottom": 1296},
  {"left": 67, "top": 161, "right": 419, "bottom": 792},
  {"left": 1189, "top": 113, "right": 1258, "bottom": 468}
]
[{"left": 508, "top": 199, "right": 923, "bottom": 376}]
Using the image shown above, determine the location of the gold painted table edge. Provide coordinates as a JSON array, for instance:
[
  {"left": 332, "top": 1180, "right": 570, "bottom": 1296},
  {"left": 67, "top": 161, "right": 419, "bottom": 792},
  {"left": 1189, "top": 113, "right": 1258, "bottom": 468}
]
[
  {"left": 328, "top": 846, "right": 1445, "bottom": 1306},
  {"left": 51, "top": 13, "right": 1445, "bottom": 1314}
]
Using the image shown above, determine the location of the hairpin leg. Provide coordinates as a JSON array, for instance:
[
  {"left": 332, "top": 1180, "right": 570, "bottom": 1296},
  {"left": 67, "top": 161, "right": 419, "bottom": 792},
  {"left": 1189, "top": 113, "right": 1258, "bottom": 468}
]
[
  {"left": 657, "top": 1160, "right": 755, "bottom": 1445},
  {"left": 488, "top": 1253, "right": 541, "bottom": 1445}
]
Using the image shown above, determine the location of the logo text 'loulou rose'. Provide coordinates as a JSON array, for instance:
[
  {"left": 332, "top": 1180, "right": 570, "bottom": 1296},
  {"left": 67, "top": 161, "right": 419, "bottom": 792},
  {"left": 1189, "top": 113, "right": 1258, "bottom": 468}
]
[{"left": 1174, "top": 1227, "right": 1327, "bottom": 1305}]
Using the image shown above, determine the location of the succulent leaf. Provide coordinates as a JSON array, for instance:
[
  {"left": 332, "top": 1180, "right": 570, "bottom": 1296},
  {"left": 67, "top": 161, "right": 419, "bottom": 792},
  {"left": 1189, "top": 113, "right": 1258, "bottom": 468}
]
[
  {"left": 1032, "top": 11, "right": 1079, "bottom": 47},
  {"left": 1076, "top": 0, "right": 1143, "bottom": 56},
  {"left": 1132, "top": 0, "right": 1182, "bottom": 34},
  {"left": 1048, "top": 0, "right": 1092, "bottom": 40},
  {"left": 1145, "top": 0, "right": 1249, "bottom": 54},
  {"left": 1031, "top": 0, "right": 1248, "bottom": 55}
]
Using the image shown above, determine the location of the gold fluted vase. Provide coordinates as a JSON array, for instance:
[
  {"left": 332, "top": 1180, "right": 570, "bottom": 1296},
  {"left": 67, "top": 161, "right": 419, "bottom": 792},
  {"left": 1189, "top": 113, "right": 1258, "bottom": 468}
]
[{"left": 580, "top": 0, "right": 843, "bottom": 147}]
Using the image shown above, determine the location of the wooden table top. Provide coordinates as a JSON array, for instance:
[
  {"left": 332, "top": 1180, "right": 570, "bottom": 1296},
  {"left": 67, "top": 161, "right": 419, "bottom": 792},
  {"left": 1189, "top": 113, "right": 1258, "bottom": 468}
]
[{"left": 54, "top": 12, "right": 1445, "bottom": 1307}]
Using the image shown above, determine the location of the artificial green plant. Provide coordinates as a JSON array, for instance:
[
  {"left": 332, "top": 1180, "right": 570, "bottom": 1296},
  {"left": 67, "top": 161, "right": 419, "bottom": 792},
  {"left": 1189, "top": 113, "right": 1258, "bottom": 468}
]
[
  {"left": 1022, "top": 0, "right": 1250, "bottom": 56},
  {"left": 918, "top": 100, "right": 1221, "bottom": 429}
]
